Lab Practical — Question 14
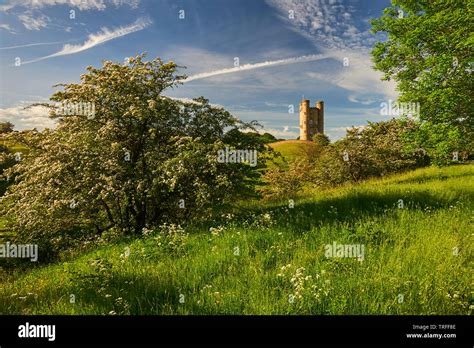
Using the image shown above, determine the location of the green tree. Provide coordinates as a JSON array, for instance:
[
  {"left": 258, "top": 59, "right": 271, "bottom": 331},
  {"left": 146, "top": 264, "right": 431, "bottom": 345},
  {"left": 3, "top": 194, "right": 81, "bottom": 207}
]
[
  {"left": 2, "top": 54, "right": 269, "bottom": 257},
  {"left": 0, "top": 121, "right": 14, "bottom": 133},
  {"left": 262, "top": 120, "right": 422, "bottom": 197},
  {"left": 312, "top": 133, "right": 330, "bottom": 147},
  {"left": 311, "top": 119, "right": 426, "bottom": 187},
  {"left": 371, "top": 0, "right": 473, "bottom": 163},
  {"left": 0, "top": 144, "right": 15, "bottom": 196}
]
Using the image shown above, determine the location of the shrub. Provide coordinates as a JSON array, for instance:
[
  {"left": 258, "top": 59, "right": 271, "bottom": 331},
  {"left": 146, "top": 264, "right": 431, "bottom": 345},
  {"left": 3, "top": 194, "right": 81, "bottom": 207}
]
[
  {"left": 311, "top": 119, "right": 427, "bottom": 187},
  {"left": 263, "top": 119, "right": 429, "bottom": 196},
  {"left": 261, "top": 159, "right": 311, "bottom": 199},
  {"left": 1, "top": 54, "right": 270, "bottom": 259}
]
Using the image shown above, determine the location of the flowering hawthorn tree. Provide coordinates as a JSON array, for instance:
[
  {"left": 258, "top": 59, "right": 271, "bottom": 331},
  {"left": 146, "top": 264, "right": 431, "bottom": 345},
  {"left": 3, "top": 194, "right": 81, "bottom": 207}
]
[{"left": 2, "top": 54, "right": 268, "bottom": 255}]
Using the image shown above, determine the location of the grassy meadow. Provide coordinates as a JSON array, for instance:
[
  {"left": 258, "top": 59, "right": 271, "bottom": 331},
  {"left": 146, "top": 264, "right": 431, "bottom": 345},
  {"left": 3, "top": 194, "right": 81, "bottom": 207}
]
[
  {"left": 1, "top": 164, "right": 472, "bottom": 315},
  {"left": 269, "top": 140, "right": 317, "bottom": 161}
]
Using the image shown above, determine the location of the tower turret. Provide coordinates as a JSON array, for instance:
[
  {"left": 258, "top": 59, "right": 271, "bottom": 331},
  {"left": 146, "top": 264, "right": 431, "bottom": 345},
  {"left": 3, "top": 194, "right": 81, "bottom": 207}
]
[
  {"left": 316, "top": 100, "right": 324, "bottom": 134},
  {"left": 299, "top": 98, "right": 324, "bottom": 140},
  {"left": 299, "top": 99, "right": 310, "bottom": 141}
]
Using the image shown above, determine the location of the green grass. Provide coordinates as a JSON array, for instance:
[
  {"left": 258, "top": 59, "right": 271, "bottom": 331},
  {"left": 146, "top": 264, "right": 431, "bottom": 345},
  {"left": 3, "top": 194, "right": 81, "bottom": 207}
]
[
  {"left": 0, "top": 139, "right": 28, "bottom": 154},
  {"left": 0, "top": 165, "right": 472, "bottom": 315},
  {"left": 268, "top": 140, "right": 317, "bottom": 167},
  {"left": 0, "top": 220, "right": 12, "bottom": 242}
]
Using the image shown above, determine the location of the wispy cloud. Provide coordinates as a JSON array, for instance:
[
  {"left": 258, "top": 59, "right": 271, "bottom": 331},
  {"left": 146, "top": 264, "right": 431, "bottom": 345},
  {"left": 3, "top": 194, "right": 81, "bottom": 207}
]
[
  {"left": 264, "top": 101, "right": 290, "bottom": 108},
  {"left": 0, "top": 0, "right": 140, "bottom": 12},
  {"left": 0, "top": 40, "right": 70, "bottom": 50},
  {"left": 22, "top": 17, "right": 152, "bottom": 64},
  {"left": 1, "top": 0, "right": 141, "bottom": 32},
  {"left": 348, "top": 95, "right": 376, "bottom": 105},
  {"left": 162, "top": 96, "right": 223, "bottom": 108},
  {"left": 266, "top": 0, "right": 374, "bottom": 50},
  {"left": 0, "top": 23, "right": 15, "bottom": 34},
  {"left": 184, "top": 54, "right": 327, "bottom": 83},
  {"left": 266, "top": 0, "right": 398, "bottom": 102},
  {"left": 18, "top": 12, "right": 50, "bottom": 30}
]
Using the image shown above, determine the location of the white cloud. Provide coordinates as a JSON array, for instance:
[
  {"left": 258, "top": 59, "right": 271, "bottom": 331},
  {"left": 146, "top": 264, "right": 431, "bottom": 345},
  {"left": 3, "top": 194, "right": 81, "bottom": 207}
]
[
  {"left": 1, "top": 1, "right": 140, "bottom": 32},
  {"left": 260, "top": 127, "right": 298, "bottom": 139},
  {"left": 0, "top": 105, "right": 55, "bottom": 130},
  {"left": 110, "top": 0, "right": 140, "bottom": 9},
  {"left": 325, "top": 125, "right": 366, "bottom": 141},
  {"left": 22, "top": 17, "right": 152, "bottom": 64},
  {"left": 266, "top": 0, "right": 374, "bottom": 50},
  {"left": 18, "top": 12, "right": 50, "bottom": 30},
  {"left": 0, "top": 23, "right": 15, "bottom": 33},
  {"left": 266, "top": 0, "right": 398, "bottom": 101},
  {"left": 0, "top": 40, "right": 67, "bottom": 50},
  {"left": 0, "top": 0, "right": 140, "bottom": 12},
  {"left": 184, "top": 54, "right": 327, "bottom": 83},
  {"left": 162, "top": 96, "right": 223, "bottom": 108},
  {"left": 264, "top": 101, "right": 289, "bottom": 108},
  {"left": 348, "top": 95, "right": 376, "bottom": 105},
  {"left": 306, "top": 49, "right": 398, "bottom": 101}
]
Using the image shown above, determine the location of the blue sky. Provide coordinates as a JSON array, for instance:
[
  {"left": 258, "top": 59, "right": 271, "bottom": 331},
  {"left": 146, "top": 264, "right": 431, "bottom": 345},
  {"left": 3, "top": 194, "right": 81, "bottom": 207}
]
[{"left": 0, "top": 0, "right": 398, "bottom": 140}]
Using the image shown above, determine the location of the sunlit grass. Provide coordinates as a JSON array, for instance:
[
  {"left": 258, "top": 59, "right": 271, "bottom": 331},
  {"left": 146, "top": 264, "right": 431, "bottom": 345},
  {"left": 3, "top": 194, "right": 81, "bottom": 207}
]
[
  {"left": 267, "top": 140, "right": 317, "bottom": 168},
  {"left": 0, "top": 164, "right": 472, "bottom": 315}
]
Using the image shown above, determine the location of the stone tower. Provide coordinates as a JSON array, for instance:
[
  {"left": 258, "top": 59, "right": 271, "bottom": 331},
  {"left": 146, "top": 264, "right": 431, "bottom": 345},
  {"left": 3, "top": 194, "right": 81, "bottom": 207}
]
[{"left": 299, "top": 99, "right": 324, "bottom": 140}]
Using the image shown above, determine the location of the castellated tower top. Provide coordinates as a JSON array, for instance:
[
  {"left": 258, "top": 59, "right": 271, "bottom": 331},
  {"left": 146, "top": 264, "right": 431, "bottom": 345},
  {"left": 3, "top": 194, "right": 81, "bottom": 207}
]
[{"left": 299, "top": 99, "right": 324, "bottom": 141}]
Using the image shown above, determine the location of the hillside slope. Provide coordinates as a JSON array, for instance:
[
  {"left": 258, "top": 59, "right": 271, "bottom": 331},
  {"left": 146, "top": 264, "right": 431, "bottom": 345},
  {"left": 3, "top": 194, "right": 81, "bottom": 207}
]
[
  {"left": 0, "top": 165, "right": 472, "bottom": 315},
  {"left": 269, "top": 140, "right": 317, "bottom": 162}
]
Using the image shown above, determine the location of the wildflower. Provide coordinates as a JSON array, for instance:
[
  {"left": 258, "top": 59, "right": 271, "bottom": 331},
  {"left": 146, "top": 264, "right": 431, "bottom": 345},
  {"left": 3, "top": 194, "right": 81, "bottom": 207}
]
[
  {"left": 147, "top": 100, "right": 157, "bottom": 109},
  {"left": 210, "top": 226, "right": 225, "bottom": 236}
]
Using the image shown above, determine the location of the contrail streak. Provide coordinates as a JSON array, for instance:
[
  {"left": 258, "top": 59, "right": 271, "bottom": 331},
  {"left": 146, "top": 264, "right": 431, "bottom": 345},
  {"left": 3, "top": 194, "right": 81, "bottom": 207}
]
[
  {"left": 184, "top": 54, "right": 327, "bottom": 83},
  {"left": 0, "top": 41, "right": 70, "bottom": 50}
]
